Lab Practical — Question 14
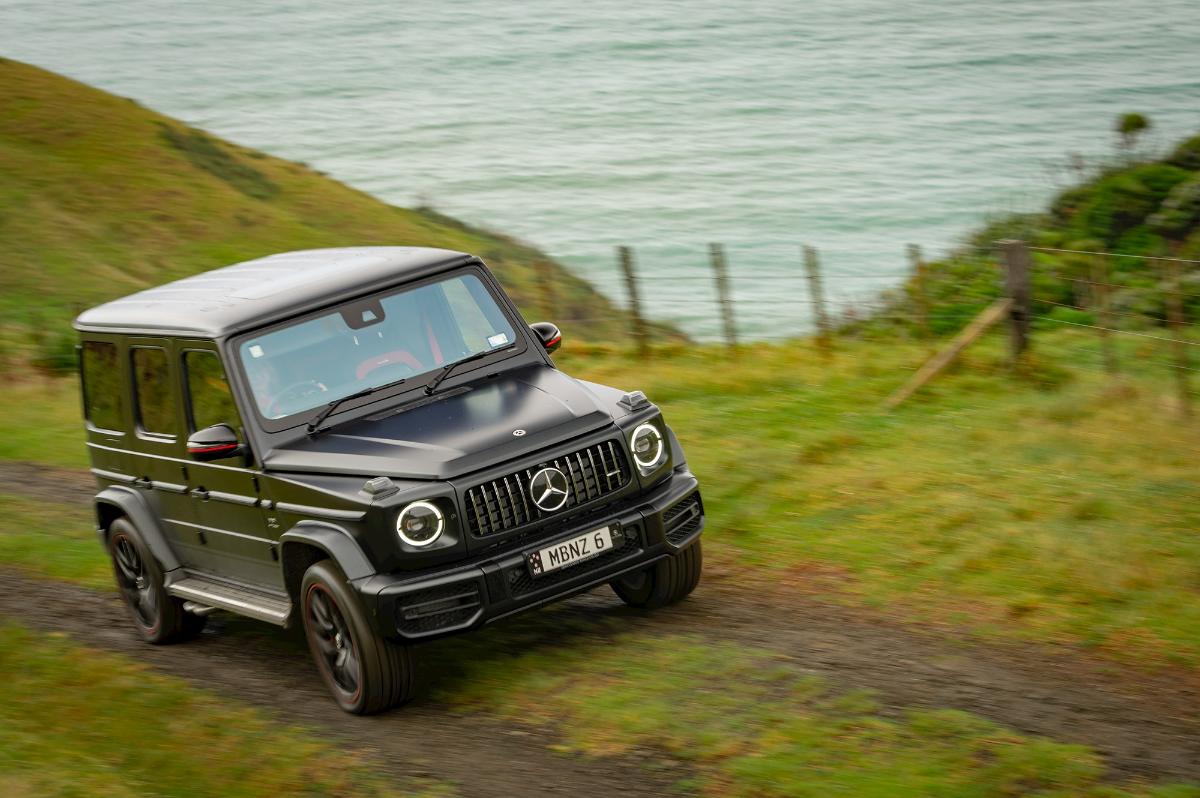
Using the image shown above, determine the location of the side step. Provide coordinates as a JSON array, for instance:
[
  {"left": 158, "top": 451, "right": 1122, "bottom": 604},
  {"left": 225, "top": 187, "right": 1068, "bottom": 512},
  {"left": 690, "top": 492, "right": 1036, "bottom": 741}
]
[{"left": 167, "top": 575, "right": 291, "bottom": 626}]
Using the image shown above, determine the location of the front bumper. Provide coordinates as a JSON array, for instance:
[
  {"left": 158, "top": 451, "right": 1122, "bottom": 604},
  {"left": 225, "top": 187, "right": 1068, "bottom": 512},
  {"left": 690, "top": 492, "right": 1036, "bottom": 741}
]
[{"left": 357, "top": 467, "right": 704, "bottom": 642}]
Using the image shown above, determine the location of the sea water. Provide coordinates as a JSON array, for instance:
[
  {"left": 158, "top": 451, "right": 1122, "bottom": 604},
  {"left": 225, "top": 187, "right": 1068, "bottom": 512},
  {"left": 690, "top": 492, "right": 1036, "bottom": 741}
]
[{"left": 4, "top": 0, "right": 1199, "bottom": 338}]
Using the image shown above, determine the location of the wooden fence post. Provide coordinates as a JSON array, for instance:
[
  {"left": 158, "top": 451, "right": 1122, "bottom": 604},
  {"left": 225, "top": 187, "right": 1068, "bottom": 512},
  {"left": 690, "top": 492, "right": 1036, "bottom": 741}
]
[
  {"left": 906, "top": 243, "right": 931, "bottom": 339},
  {"left": 997, "top": 240, "right": 1032, "bottom": 360},
  {"left": 617, "top": 246, "right": 649, "bottom": 358},
  {"left": 708, "top": 243, "right": 738, "bottom": 350},
  {"left": 1091, "top": 256, "right": 1119, "bottom": 374},
  {"left": 535, "top": 259, "right": 558, "bottom": 319},
  {"left": 803, "top": 245, "right": 833, "bottom": 357},
  {"left": 1164, "top": 258, "right": 1191, "bottom": 417},
  {"left": 884, "top": 299, "right": 1013, "bottom": 410}
]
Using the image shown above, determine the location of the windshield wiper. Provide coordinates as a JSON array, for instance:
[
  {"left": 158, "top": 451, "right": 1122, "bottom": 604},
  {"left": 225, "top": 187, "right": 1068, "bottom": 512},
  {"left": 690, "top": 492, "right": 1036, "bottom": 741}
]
[
  {"left": 306, "top": 377, "right": 407, "bottom": 436},
  {"left": 423, "top": 345, "right": 515, "bottom": 397}
]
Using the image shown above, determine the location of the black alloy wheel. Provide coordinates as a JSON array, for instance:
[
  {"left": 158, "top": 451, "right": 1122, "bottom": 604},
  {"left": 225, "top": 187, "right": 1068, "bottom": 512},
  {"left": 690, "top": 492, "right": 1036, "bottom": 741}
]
[
  {"left": 305, "top": 583, "right": 362, "bottom": 701},
  {"left": 113, "top": 533, "right": 158, "bottom": 631},
  {"left": 107, "top": 517, "right": 206, "bottom": 644},
  {"left": 300, "top": 560, "right": 414, "bottom": 715}
]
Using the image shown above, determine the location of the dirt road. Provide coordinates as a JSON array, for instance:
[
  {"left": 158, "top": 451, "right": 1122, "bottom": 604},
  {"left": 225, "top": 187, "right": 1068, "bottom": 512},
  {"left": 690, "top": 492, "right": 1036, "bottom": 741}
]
[{"left": 2, "top": 461, "right": 1198, "bottom": 794}]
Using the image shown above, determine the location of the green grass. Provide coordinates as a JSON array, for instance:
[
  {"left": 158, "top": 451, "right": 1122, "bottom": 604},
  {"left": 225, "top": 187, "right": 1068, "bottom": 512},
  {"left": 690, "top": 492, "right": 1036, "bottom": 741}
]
[
  {"left": 0, "top": 493, "right": 108, "bottom": 588},
  {"left": 3, "top": 328, "right": 1199, "bottom": 667},
  {"left": 431, "top": 628, "right": 1197, "bottom": 797},
  {"left": 0, "top": 623, "right": 451, "bottom": 798},
  {"left": 560, "top": 330, "right": 1200, "bottom": 666},
  {"left": 0, "top": 379, "right": 85, "bottom": 468},
  {"left": 2, "top": 331, "right": 1199, "bottom": 796},
  {"left": 0, "top": 57, "right": 641, "bottom": 368}
]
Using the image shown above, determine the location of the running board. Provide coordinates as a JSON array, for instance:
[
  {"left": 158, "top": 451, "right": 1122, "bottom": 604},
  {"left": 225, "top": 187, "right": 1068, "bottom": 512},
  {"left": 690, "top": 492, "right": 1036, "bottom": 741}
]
[{"left": 167, "top": 576, "right": 291, "bottom": 626}]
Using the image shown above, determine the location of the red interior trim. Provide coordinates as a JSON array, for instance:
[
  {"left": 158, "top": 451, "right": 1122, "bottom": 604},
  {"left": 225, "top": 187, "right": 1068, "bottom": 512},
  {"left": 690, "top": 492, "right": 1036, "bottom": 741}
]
[{"left": 188, "top": 443, "right": 239, "bottom": 454}]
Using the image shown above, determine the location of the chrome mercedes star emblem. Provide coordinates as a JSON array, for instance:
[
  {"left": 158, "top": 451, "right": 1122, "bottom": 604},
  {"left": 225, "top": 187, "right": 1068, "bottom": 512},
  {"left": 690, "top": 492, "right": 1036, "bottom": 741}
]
[
  {"left": 512, "top": 429, "right": 526, "bottom": 437},
  {"left": 529, "top": 467, "right": 570, "bottom": 511}
]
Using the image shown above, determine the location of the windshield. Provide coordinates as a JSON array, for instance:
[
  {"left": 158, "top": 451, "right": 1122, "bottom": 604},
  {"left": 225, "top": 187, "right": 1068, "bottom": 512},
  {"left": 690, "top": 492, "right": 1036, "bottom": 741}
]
[{"left": 239, "top": 272, "right": 518, "bottom": 420}]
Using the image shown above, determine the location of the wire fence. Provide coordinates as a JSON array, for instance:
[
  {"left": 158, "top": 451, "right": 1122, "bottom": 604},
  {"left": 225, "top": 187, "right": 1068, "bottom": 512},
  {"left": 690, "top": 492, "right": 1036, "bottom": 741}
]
[{"left": 547, "top": 240, "right": 1196, "bottom": 414}]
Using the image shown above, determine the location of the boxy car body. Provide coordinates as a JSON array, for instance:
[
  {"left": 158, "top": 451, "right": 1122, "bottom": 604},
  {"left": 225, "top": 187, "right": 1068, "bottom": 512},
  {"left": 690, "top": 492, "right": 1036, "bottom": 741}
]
[{"left": 74, "top": 247, "right": 704, "bottom": 713}]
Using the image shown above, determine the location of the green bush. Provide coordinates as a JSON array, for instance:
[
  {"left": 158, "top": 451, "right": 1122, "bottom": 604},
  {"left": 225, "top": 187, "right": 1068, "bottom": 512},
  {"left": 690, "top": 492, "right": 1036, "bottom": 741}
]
[{"left": 29, "top": 323, "right": 78, "bottom": 375}]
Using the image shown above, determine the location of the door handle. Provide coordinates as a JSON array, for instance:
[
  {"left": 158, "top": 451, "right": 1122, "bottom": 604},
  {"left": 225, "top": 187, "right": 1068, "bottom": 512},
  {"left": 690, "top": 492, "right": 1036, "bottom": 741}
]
[
  {"left": 190, "top": 487, "right": 210, "bottom": 500},
  {"left": 133, "top": 476, "right": 152, "bottom": 489}
]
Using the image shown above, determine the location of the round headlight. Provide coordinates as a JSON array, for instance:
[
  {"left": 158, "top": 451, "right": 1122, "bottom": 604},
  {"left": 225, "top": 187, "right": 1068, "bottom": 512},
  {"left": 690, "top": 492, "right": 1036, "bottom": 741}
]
[
  {"left": 396, "top": 501, "right": 444, "bottom": 547},
  {"left": 631, "top": 422, "right": 665, "bottom": 471}
]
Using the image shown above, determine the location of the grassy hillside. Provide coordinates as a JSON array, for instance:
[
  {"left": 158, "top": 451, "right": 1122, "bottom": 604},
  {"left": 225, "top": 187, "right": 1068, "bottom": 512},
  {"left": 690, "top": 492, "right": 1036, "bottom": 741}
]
[{"left": 0, "top": 58, "right": 645, "bottom": 369}]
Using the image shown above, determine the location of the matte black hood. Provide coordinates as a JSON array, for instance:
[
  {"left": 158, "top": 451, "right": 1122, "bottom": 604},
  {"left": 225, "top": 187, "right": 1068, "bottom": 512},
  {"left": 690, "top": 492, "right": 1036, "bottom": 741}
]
[{"left": 262, "top": 365, "right": 614, "bottom": 480}]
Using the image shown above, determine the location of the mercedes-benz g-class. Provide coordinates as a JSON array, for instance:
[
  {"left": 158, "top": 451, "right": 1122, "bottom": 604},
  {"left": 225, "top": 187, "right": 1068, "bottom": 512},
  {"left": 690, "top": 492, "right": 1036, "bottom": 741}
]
[{"left": 75, "top": 247, "right": 704, "bottom": 713}]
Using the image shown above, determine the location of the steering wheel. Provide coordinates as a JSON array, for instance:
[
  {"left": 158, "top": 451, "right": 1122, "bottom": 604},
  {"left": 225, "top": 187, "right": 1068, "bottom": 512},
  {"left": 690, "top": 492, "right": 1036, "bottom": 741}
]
[
  {"left": 267, "top": 380, "right": 329, "bottom": 418},
  {"left": 356, "top": 350, "right": 424, "bottom": 381}
]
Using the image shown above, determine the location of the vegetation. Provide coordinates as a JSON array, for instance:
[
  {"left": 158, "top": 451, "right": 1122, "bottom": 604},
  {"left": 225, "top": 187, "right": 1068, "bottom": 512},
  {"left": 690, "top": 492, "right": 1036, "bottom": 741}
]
[
  {"left": 875, "top": 121, "right": 1200, "bottom": 339},
  {"left": 3, "top": 66, "right": 1199, "bottom": 796},
  {"left": 1117, "top": 112, "right": 1152, "bottom": 154},
  {"left": 0, "top": 623, "right": 449, "bottom": 798},
  {"left": 0, "top": 58, "right": 651, "bottom": 373},
  {"left": 6, "top": 330, "right": 1200, "bottom": 668},
  {"left": 434, "top": 630, "right": 1197, "bottom": 797}
]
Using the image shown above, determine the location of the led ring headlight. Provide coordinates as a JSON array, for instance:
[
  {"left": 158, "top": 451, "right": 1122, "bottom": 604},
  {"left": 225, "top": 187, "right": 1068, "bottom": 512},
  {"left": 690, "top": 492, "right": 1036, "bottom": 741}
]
[
  {"left": 396, "top": 500, "right": 444, "bottom": 547},
  {"left": 631, "top": 422, "right": 666, "bottom": 472}
]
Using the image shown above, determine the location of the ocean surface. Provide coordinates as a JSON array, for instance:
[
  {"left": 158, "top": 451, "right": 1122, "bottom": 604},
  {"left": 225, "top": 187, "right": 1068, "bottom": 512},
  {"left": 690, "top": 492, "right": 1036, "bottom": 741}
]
[{"left": 4, "top": 0, "right": 1200, "bottom": 339}]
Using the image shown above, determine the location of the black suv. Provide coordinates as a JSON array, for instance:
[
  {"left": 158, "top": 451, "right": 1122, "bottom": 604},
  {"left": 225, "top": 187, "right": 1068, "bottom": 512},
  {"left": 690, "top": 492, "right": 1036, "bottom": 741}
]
[{"left": 75, "top": 247, "right": 704, "bottom": 714}]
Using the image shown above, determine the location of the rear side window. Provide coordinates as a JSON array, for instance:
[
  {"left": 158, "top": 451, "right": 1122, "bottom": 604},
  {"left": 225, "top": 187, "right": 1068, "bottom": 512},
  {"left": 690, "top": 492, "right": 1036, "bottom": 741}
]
[
  {"left": 132, "top": 347, "right": 176, "bottom": 436},
  {"left": 81, "top": 341, "right": 123, "bottom": 431},
  {"left": 185, "top": 351, "right": 241, "bottom": 432}
]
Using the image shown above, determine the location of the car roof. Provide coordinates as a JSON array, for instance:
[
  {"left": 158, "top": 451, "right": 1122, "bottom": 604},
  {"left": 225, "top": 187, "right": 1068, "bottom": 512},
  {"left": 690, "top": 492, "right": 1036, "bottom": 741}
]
[{"left": 74, "top": 247, "right": 476, "bottom": 338}]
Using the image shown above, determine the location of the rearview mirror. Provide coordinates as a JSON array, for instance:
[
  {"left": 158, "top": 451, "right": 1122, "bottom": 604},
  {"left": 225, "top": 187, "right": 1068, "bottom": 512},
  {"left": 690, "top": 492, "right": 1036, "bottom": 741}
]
[
  {"left": 186, "top": 423, "right": 245, "bottom": 462},
  {"left": 530, "top": 322, "right": 561, "bottom": 354}
]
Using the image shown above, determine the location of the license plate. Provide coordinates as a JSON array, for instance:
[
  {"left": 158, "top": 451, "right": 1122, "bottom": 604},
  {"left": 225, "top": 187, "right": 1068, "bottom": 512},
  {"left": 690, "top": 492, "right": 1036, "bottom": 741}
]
[{"left": 528, "top": 525, "right": 614, "bottom": 576}]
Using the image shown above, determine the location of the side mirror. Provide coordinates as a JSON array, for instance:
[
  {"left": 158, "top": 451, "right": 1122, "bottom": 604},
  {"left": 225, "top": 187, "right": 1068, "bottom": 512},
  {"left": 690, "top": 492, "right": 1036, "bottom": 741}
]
[
  {"left": 530, "top": 322, "right": 562, "bottom": 354},
  {"left": 186, "top": 423, "right": 245, "bottom": 462}
]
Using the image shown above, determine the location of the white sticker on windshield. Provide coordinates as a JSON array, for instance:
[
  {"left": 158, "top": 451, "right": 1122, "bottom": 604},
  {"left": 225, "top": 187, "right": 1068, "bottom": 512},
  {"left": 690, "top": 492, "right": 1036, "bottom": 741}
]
[
  {"left": 248, "top": 345, "right": 264, "bottom": 358},
  {"left": 488, "top": 332, "right": 509, "bottom": 347}
]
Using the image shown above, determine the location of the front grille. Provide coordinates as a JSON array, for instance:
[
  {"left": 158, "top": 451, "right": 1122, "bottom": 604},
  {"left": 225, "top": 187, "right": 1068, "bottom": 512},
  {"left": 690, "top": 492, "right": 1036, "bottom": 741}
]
[
  {"left": 465, "top": 439, "right": 631, "bottom": 537},
  {"left": 508, "top": 526, "right": 640, "bottom": 597}
]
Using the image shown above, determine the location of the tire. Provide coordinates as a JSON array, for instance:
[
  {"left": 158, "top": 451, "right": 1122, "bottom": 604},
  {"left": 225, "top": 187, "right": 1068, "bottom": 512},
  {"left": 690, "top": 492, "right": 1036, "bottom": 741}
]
[
  {"left": 300, "top": 559, "right": 414, "bottom": 715},
  {"left": 107, "top": 517, "right": 207, "bottom": 644},
  {"left": 610, "top": 539, "right": 703, "bottom": 610}
]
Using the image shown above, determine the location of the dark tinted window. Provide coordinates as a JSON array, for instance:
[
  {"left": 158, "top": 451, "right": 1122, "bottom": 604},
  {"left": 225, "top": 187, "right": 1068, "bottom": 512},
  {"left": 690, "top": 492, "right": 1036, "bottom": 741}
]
[
  {"left": 132, "top": 347, "right": 176, "bottom": 436},
  {"left": 81, "top": 341, "right": 123, "bottom": 431},
  {"left": 186, "top": 351, "right": 241, "bottom": 431}
]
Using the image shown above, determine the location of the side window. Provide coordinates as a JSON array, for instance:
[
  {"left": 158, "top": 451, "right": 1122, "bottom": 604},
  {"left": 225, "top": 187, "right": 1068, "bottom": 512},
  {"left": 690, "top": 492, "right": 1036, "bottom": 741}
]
[
  {"left": 185, "top": 350, "right": 241, "bottom": 432},
  {"left": 131, "top": 347, "right": 176, "bottom": 436},
  {"left": 81, "top": 341, "right": 123, "bottom": 431}
]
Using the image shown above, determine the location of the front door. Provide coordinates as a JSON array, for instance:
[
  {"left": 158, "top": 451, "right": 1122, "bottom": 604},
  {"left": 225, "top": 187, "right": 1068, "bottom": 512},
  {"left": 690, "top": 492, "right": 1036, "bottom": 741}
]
[{"left": 180, "top": 345, "right": 280, "bottom": 590}]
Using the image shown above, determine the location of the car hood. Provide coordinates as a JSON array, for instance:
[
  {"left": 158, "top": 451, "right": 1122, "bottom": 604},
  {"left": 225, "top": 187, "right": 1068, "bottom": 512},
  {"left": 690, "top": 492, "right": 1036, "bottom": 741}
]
[{"left": 261, "top": 365, "right": 615, "bottom": 480}]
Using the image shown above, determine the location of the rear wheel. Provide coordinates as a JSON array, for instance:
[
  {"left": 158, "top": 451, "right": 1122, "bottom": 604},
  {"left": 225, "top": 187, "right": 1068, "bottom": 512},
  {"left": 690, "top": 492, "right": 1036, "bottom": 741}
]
[
  {"left": 610, "top": 539, "right": 702, "bottom": 609},
  {"left": 300, "top": 560, "right": 414, "bottom": 715},
  {"left": 108, "top": 517, "right": 206, "bottom": 644}
]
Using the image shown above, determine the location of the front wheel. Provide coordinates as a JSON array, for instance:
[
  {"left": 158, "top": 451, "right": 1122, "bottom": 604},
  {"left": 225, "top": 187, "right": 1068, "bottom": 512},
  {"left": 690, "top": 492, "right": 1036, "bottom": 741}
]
[
  {"left": 300, "top": 560, "right": 414, "bottom": 715},
  {"left": 610, "top": 540, "right": 702, "bottom": 609}
]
